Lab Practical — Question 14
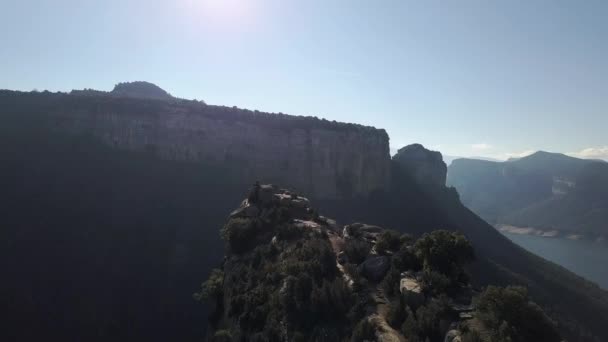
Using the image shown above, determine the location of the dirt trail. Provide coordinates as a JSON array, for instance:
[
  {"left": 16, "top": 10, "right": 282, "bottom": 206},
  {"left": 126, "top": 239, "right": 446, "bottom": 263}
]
[
  {"left": 329, "top": 230, "right": 406, "bottom": 341},
  {"left": 329, "top": 233, "right": 354, "bottom": 287},
  {"left": 370, "top": 286, "right": 407, "bottom": 342}
]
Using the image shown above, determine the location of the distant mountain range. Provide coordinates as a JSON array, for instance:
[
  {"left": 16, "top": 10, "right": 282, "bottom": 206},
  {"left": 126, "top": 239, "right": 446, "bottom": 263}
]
[
  {"left": 443, "top": 155, "right": 502, "bottom": 166},
  {"left": 447, "top": 151, "right": 608, "bottom": 237}
]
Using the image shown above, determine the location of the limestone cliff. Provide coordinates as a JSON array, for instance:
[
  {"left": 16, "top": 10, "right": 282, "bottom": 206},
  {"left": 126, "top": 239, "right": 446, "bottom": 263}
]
[
  {"left": 393, "top": 143, "right": 447, "bottom": 187},
  {"left": 0, "top": 88, "right": 390, "bottom": 199}
]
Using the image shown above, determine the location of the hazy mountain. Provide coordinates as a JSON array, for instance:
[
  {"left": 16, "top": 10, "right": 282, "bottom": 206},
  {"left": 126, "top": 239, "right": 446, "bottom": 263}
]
[
  {"left": 110, "top": 81, "right": 174, "bottom": 100},
  {"left": 443, "top": 155, "right": 502, "bottom": 166},
  {"left": 448, "top": 151, "right": 608, "bottom": 236},
  {"left": 70, "top": 81, "right": 176, "bottom": 101},
  {"left": 1, "top": 87, "right": 607, "bottom": 341}
]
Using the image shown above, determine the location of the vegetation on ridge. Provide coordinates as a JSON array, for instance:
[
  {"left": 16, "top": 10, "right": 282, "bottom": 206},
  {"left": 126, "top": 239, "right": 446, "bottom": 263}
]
[{"left": 198, "top": 185, "right": 561, "bottom": 342}]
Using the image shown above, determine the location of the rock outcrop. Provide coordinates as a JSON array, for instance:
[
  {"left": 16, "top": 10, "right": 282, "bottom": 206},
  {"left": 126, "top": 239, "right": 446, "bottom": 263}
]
[
  {"left": 202, "top": 184, "right": 489, "bottom": 342},
  {"left": 393, "top": 143, "right": 447, "bottom": 187},
  {"left": 110, "top": 81, "right": 174, "bottom": 101},
  {"left": 0, "top": 89, "right": 390, "bottom": 199},
  {"left": 359, "top": 255, "right": 390, "bottom": 281}
]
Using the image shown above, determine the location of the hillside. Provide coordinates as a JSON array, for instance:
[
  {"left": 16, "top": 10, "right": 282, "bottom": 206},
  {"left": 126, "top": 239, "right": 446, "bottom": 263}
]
[
  {"left": 1, "top": 88, "right": 607, "bottom": 341},
  {"left": 448, "top": 151, "right": 608, "bottom": 236}
]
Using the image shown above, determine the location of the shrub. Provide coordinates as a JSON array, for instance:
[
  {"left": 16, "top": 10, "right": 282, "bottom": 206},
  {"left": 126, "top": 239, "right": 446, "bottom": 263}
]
[
  {"left": 194, "top": 268, "right": 224, "bottom": 302},
  {"left": 375, "top": 229, "right": 401, "bottom": 255},
  {"left": 344, "top": 239, "right": 371, "bottom": 264},
  {"left": 421, "top": 269, "right": 451, "bottom": 296},
  {"left": 351, "top": 318, "right": 377, "bottom": 342},
  {"left": 413, "top": 230, "right": 474, "bottom": 285},
  {"left": 381, "top": 265, "right": 401, "bottom": 297},
  {"left": 276, "top": 222, "right": 304, "bottom": 240},
  {"left": 221, "top": 218, "right": 257, "bottom": 253},
  {"left": 461, "top": 330, "right": 483, "bottom": 342},
  {"left": 211, "top": 330, "right": 233, "bottom": 342},
  {"left": 474, "top": 286, "right": 561, "bottom": 342},
  {"left": 401, "top": 306, "right": 419, "bottom": 340},
  {"left": 400, "top": 233, "right": 414, "bottom": 246},
  {"left": 392, "top": 245, "right": 422, "bottom": 272},
  {"left": 387, "top": 295, "right": 409, "bottom": 328}
]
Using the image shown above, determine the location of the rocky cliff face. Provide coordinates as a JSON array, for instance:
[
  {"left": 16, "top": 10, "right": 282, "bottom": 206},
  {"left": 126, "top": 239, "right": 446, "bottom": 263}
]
[
  {"left": 1, "top": 88, "right": 390, "bottom": 199},
  {"left": 393, "top": 143, "right": 447, "bottom": 187}
]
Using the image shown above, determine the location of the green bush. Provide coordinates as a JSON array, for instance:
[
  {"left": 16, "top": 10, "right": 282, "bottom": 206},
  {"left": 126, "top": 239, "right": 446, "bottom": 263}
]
[
  {"left": 194, "top": 268, "right": 224, "bottom": 302},
  {"left": 474, "top": 286, "right": 561, "bottom": 342},
  {"left": 351, "top": 318, "right": 377, "bottom": 342},
  {"left": 461, "top": 329, "right": 483, "bottom": 342},
  {"left": 413, "top": 230, "right": 474, "bottom": 287},
  {"left": 375, "top": 229, "right": 401, "bottom": 255},
  {"left": 221, "top": 218, "right": 258, "bottom": 253},
  {"left": 276, "top": 222, "right": 304, "bottom": 240},
  {"left": 392, "top": 245, "right": 422, "bottom": 272},
  {"left": 211, "top": 329, "right": 233, "bottom": 342},
  {"left": 387, "top": 295, "right": 408, "bottom": 328},
  {"left": 400, "top": 300, "right": 448, "bottom": 342},
  {"left": 421, "top": 269, "right": 451, "bottom": 296},
  {"left": 381, "top": 265, "right": 401, "bottom": 296},
  {"left": 344, "top": 239, "right": 371, "bottom": 264}
]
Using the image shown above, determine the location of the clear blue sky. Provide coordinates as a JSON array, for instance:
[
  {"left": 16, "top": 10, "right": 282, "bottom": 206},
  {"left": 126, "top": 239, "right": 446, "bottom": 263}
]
[{"left": 1, "top": 0, "right": 607, "bottom": 160}]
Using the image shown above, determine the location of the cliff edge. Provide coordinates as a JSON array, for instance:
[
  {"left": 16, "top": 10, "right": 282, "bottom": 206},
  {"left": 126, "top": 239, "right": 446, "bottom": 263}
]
[{"left": 0, "top": 87, "right": 390, "bottom": 199}]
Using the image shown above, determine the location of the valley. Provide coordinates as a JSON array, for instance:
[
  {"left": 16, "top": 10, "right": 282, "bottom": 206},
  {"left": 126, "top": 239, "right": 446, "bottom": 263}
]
[{"left": 500, "top": 230, "right": 608, "bottom": 289}]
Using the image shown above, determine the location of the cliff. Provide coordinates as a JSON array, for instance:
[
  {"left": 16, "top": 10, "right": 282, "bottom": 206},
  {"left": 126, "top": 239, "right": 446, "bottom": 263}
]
[{"left": 0, "top": 88, "right": 390, "bottom": 199}]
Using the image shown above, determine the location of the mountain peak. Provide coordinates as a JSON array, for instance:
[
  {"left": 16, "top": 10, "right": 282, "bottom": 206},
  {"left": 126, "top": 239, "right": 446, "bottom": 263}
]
[
  {"left": 111, "top": 81, "right": 173, "bottom": 100},
  {"left": 393, "top": 144, "right": 447, "bottom": 187}
]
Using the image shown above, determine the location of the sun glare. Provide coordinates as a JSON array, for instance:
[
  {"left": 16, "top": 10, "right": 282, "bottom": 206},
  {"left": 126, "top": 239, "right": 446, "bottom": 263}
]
[{"left": 186, "top": 0, "right": 255, "bottom": 27}]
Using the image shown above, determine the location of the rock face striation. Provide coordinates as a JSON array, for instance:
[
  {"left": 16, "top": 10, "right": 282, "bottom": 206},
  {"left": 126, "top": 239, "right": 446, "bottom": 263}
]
[
  {"left": 393, "top": 143, "right": 447, "bottom": 187},
  {"left": 0, "top": 86, "right": 390, "bottom": 199}
]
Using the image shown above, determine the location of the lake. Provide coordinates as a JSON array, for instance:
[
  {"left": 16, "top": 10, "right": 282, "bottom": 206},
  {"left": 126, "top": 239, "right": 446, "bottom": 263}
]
[{"left": 500, "top": 232, "right": 608, "bottom": 290}]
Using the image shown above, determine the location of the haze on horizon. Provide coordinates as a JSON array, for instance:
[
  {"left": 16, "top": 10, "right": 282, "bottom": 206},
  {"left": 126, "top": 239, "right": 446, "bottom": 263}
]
[{"left": 1, "top": 0, "right": 607, "bottom": 161}]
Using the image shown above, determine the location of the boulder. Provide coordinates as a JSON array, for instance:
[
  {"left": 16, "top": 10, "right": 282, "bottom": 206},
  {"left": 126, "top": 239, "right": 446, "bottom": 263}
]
[
  {"left": 359, "top": 256, "right": 390, "bottom": 281},
  {"left": 400, "top": 274, "right": 425, "bottom": 307},
  {"left": 319, "top": 216, "right": 339, "bottom": 232}
]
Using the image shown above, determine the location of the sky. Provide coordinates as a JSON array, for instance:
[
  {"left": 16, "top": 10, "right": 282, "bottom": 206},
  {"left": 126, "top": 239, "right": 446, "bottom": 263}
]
[{"left": 1, "top": 0, "right": 607, "bottom": 160}]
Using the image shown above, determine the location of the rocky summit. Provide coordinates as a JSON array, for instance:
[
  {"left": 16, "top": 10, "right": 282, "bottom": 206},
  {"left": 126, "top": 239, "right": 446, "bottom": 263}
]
[
  {"left": 393, "top": 144, "right": 447, "bottom": 188},
  {"left": 198, "top": 184, "right": 561, "bottom": 342}
]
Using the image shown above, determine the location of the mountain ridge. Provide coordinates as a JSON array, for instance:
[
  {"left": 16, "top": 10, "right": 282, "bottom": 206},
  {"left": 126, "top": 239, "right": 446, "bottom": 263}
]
[
  {"left": 1, "top": 85, "right": 607, "bottom": 341},
  {"left": 448, "top": 150, "right": 608, "bottom": 237}
]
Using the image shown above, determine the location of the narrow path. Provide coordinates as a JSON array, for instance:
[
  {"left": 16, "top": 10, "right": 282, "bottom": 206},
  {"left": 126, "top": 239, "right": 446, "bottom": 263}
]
[
  {"left": 370, "top": 286, "right": 406, "bottom": 342},
  {"left": 328, "top": 233, "right": 354, "bottom": 287},
  {"left": 328, "top": 229, "right": 406, "bottom": 341}
]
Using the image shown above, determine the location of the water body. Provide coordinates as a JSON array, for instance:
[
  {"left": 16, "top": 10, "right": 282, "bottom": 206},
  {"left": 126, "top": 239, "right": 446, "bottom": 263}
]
[{"left": 500, "top": 232, "right": 608, "bottom": 290}]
